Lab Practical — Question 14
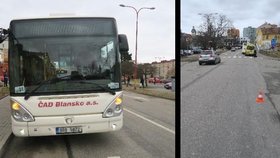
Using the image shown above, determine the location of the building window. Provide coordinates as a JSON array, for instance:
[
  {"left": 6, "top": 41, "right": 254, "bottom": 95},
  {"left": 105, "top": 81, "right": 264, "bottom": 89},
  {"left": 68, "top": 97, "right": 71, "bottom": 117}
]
[{"left": 266, "top": 35, "right": 269, "bottom": 40}]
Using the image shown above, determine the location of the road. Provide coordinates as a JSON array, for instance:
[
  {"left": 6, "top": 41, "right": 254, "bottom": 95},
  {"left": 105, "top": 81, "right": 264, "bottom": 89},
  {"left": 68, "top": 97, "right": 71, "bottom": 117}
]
[
  {"left": 1, "top": 91, "right": 175, "bottom": 158},
  {"left": 181, "top": 49, "right": 280, "bottom": 157}
]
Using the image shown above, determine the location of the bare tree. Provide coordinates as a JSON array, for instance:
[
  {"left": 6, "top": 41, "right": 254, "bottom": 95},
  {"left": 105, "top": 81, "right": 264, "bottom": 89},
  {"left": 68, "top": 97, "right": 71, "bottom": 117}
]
[{"left": 196, "top": 13, "right": 233, "bottom": 49}]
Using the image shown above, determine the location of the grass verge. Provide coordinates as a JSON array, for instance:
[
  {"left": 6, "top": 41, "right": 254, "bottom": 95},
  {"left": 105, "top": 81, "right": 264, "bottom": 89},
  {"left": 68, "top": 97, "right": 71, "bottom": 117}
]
[
  {"left": 180, "top": 55, "right": 199, "bottom": 62},
  {"left": 259, "top": 50, "right": 280, "bottom": 58},
  {"left": 123, "top": 86, "right": 175, "bottom": 100}
]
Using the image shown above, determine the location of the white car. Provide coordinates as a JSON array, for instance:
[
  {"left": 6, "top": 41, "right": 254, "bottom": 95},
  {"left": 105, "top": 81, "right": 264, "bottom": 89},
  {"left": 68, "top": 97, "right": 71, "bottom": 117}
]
[
  {"left": 164, "top": 82, "right": 172, "bottom": 89},
  {"left": 198, "top": 50, "right": 221, "bottom": 65}
]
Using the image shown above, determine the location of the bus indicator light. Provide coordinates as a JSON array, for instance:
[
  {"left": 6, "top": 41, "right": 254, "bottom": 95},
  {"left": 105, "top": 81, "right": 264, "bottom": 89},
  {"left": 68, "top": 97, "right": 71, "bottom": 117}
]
[
  {"left": 115, "top": 97, "right": 122, "bottom": 105},
  {"left": 12, "top": 102, "right": 20, "bottom": 110}
]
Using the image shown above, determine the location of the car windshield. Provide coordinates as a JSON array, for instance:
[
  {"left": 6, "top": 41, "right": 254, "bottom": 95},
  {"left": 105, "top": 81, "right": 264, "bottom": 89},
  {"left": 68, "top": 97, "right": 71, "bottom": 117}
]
[{"left": 8, "top": 18, "right": 121, "bottom": 95}]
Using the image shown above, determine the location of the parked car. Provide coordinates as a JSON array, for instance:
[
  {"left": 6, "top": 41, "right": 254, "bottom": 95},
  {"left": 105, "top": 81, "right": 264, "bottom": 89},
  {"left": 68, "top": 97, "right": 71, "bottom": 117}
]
[
  {"left": 148, "top": 77, "right": 161, "bottom": 83},
  {"left": 193, "top": 48, "right": 202, "bottom": 54},
  {"left": 180, "top": 50, "right": 185, "bottom": 56},
  {"left": 184, "top": 50, "right": 193, "bottom": 56},
  {"left": 231, "top": 47, "right": 236, "bottom": 52},
  {"left": 198, "top": 50, "right": 221, "bottom": 65},
  {"left": 181, "top": 50, "right": 193, "bottom": 56},
  {"left": 161, "top": 78, "right": 172, "bottom": 84},
  {"left": 164, "top": 82, "right": 172, "bottom": 89}
]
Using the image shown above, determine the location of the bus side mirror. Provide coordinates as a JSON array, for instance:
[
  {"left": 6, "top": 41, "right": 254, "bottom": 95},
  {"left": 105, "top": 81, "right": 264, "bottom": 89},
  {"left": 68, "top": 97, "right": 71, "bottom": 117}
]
[
  {"left": 118, "top": 34, "right": 129, "bottom": 52},
  {"left": 0, "top": 28, "right": 9, "bottom": 43}
]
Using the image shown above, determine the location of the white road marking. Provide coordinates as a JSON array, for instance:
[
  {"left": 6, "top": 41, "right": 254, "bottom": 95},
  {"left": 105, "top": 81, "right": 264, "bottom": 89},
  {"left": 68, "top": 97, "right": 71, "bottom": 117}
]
[
  {"left": 222, "top": 56, "right": 259, "bottom": 59},
  {"left": 123, "top": 94, "right": 149, "bottom": 101},
  {"left": 124, "top": 108, "right": 175, "bottom": 135},
  {"left": 108, "top": 156, "right": 120, "bottom": 158}
]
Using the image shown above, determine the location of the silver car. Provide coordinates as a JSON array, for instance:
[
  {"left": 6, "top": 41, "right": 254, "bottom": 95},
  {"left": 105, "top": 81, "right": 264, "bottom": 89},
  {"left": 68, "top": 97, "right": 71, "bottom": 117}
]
[{"left": 198, "top": 50, "right": 221, "bottom": 65}]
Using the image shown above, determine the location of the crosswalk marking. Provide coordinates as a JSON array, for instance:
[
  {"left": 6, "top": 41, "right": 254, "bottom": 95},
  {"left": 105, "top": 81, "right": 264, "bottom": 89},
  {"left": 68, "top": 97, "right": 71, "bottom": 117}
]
[{"left": 221, "top": 56, "right": 261, "bottom": 59}]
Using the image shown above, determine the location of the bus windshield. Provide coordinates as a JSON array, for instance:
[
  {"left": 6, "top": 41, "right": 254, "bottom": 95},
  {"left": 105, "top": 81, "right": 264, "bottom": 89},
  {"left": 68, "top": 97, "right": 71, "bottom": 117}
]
[{"left": 9, "top": 18, "right": 121, "bottom": 95}]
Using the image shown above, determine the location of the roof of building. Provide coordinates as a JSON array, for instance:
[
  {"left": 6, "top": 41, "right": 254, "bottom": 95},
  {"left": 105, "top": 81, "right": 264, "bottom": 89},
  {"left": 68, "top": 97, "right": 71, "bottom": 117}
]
[
  {"left": 260, "top": 27, "right": 280, "bottom": 35},
  {"left": 257, "top": 22, "right": 277, "bottom": 29}
]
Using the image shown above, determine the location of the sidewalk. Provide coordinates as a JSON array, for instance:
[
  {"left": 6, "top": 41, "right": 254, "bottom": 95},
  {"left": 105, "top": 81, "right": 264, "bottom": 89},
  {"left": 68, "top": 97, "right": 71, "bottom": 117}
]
[{"left": 0, "top": 96, "right": 12, "bottom": 157}]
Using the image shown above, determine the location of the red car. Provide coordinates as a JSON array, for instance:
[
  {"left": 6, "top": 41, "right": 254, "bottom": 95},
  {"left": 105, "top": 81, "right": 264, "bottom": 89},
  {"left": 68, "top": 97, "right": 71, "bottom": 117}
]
[{"left": 148, "top": 77, "right": 161, "bottom": 83}]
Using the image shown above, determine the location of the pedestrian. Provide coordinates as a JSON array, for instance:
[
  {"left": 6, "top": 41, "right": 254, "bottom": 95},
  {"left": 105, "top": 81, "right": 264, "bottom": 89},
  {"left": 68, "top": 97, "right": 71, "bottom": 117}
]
[
  {"left": 126, "top": 75, "right": 130, "bottom": 87},
  {"left": 4, "top": 72, "right": 8, "bottom": 87},
  {"left": 140, "top": 76, "right": 144, "bottom": 88},
  {"left": 154, "top": 77, "right": 156, "bottom": 85}
]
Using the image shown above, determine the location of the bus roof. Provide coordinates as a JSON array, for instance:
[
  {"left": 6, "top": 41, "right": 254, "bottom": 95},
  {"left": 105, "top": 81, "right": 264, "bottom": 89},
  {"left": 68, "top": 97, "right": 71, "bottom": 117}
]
[{"left": 10, "top": 16, "right": 116, "bottom": 22}]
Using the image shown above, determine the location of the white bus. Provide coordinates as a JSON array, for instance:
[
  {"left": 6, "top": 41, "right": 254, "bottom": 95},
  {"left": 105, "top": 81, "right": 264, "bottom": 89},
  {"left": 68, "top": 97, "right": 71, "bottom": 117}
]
[{"left": 0, "top": 17, "right": 129, "bottom": 137}]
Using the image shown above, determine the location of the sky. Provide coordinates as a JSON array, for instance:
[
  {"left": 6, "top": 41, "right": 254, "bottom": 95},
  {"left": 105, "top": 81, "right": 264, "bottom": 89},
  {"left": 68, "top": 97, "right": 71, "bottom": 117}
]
[
  {"left": 0, "top": 0, "right": 175, "bottom": 64},
  {"left": 181, "top": 0, "right": 280, "bottom": 37}
]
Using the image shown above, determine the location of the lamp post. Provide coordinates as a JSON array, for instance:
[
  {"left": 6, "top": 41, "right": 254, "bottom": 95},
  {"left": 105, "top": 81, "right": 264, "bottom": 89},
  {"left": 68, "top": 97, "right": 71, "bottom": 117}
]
[{"left": 119, "top": 4, "right": 155, "bottom": 89}]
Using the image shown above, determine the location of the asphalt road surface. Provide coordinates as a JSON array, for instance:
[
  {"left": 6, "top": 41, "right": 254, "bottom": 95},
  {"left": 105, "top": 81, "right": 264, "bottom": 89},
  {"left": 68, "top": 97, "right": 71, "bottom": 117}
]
[
  {"left": 181, "top": 49, "right": 280, "bottom": 158},
  {"left": 1, "top": 91, "right": 175, "bottom": 158}
]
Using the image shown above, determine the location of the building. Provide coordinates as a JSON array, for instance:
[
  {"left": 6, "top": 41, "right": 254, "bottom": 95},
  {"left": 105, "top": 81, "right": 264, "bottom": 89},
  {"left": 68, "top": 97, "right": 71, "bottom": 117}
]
[
  {"left": 239, "top": 37, "right": 250, "bottom": 44},
  {"left": 256, "top": 22, "right": 280, "bottom": 50},
  {"left": 225, "top": 28, "right": 240, "bottom": 47},
  {"left": 227, "top": 28, "right": 240, "bottom": 38},
  {"left": 151, "top": 59, "right": 175, "bottom": 79},
  {"left": 191, "top": 26, "right": 196, "bottom": 36},
  {"left": 0, "top": 39, "right": 8, "bottom": 77},
  {"left": 257, "top": 22, "right": 277, "bottom": 29},
  {"left": 181, "top": 33, "right": 192, "bottom": 50},
  {"left": 0, "top": 39, "right": 8, "bottom": 64},
  {"left": 243, "top": 26, "right": 256, "bottom": 43}
]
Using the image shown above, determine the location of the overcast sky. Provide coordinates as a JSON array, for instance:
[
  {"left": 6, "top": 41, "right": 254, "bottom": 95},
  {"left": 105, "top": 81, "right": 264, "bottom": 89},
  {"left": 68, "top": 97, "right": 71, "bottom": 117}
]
[
  {"left": 0, "top": 0, "right": 175, "bottom": 63},
  {"left": 181, "top": 0, "right": 280, "bottom": 37}
]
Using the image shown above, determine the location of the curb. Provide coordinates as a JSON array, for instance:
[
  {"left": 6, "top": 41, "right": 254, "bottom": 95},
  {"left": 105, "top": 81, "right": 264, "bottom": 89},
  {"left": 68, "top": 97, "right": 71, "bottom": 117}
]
[{"left": 0, "top": 95, "right": 8, "bottom": 100}]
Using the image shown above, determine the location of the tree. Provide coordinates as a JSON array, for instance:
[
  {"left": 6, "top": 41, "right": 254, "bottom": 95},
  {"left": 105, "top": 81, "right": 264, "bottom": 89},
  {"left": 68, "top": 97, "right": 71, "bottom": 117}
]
[
  {"left": 121, "top": 60, "right": 134, "bottom": 78},
  {"left": 120, "top": 51, "right": 133, "bottom": 83},
  {"left": 137, "top": 63, "right": 156, "bottom": 87},
  {"left": 197, "top": 13, "right": 233, "bottom": 50},
  {"left": 120, "top": 51, "right": 132, "bottom": 62}
]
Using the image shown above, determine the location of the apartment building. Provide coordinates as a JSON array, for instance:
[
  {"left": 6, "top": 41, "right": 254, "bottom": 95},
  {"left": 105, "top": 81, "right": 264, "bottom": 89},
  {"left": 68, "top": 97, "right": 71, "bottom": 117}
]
[
  {"left": 243, "top": 26, "right": 256, "bottom": 43},
  {"left": 151, "top": 59, "right": 175, "bottom": 79}
]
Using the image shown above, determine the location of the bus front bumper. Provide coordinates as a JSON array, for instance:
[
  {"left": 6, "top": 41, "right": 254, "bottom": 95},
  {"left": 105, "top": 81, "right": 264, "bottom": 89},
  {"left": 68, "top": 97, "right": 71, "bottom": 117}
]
[{"left": 11, "top": 113, "right": 123, "bottom": 137}]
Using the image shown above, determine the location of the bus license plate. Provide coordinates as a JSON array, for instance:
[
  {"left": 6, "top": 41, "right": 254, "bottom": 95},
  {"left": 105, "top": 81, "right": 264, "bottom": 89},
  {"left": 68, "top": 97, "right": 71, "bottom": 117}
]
[{"left": 56, "top": 126, "right": 83, "bottom": 134}]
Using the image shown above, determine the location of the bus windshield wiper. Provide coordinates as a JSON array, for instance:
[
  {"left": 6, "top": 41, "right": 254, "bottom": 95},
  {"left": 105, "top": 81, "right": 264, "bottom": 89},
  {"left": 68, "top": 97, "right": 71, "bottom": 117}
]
[
  {"left": 77, "top": 81, "right": 116, "bottom": 95},
  {"left": 24, "top": 74, "right": 80, "bottom": 100}
]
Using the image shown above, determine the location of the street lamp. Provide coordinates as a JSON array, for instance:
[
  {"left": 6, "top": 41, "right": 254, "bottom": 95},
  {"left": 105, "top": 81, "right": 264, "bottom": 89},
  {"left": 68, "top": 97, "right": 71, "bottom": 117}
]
[{"left": 119, "top": 4, "right": 155, "bottom": 89}]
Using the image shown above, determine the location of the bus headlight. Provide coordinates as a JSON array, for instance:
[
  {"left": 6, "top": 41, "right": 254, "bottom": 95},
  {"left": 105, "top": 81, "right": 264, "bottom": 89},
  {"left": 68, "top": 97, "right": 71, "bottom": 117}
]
[
  {"left": 11, "top": 100, "right": 34, "bottom": 122},
  {"left": 103, "top": 95, "right": 123, "bottom": 118}
]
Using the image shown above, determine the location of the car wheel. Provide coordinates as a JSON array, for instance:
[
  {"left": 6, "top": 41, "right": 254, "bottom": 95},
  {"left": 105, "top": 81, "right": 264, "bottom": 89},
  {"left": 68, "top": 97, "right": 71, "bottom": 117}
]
[{"left": 199, "top": 62, "right": 202, "bottom": 65}]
